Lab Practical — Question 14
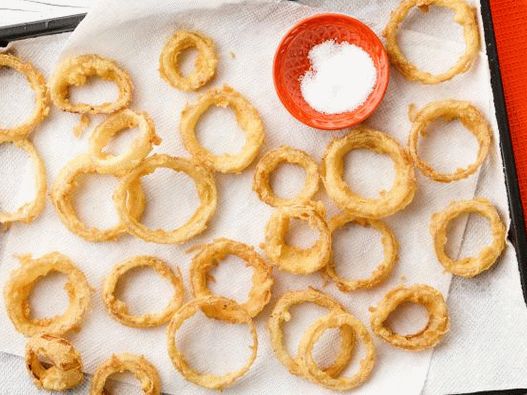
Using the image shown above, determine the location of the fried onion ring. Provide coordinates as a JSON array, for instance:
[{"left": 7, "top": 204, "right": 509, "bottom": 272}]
[
  {"left": 90, "top": 353, "right": 161, "bottom": 395},
  {"left": 114, "top": 154, "right": 217, "bottom": 244},
  {"left": 321, "top": 127, "right": 416, "bottom": 219},
  {"left": 262, "top": 202, "right": 331, "bottom": 274},
  {"left": 325, "top": 212, "right": 398, "bottom": 291},
  {"left": 25, "top": 334, "right": 83, "bottom": 391},
  {"left": 430, "top": 198, "right": 506, "bottom": 277},
  {"left": 4, "top": 252, "right": 91, "bottom": 336},
  {"left": 180, "top": 85, "right": 265, "bottom": 173},
  {"left": 159, "top": 30, "right": 218, "bottom": 91},
  {"left": 49, "top": 54, "right": 133, "bottom": 115},
  {"left": 370, "top": 284, "right": 449, "bottom": 351},
  {"left": 0, "top": 54, "right": 50, "bottom": 139},
  {"left": 253, "top": 146, "right": 320, "bottom": 207},
  {"left": 166, "top": 296, "right": 257, "bottom": 390},
  {"left": 268, "top": 289, "right": 355, "bottom": 378},
  {"left": 0, "top": 138, "right": 46, "bottom": 226},
  {"left": 298, "top": 312, "right": 376, "bottom": 391},
  {"left": 51, "top": 155, "right": 146, "bottom": 242},
  {"left": 408, "top": 100, "right": 492, "bottom": 182},
  {"left": 190, "top": 238, "right": 273, "bottom": 318},
  {"left": 383, "top": 0, "right": 480, "bottom": 84},
  {"left": 89, "top": 109, "right": 161, "bottom": 174}
]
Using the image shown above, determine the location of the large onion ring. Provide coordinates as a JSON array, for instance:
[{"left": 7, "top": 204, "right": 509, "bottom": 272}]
[
  {"left": 103, "top": 256, "right": 184, "bottom": 327},
  {"left": 321, "top": 127, "right": 416, "bottom": 219},
  {"left": 159, "top": 30, "right": 218, "bottom": 91},
  {"left": 298, "top": 312, "right": 376, "bottom": 391},
  {"left": 430, "top": 198, "right": 506, "bottom": 277},
  {"left": 253, "top": 146, "right": 320, "bottom": 207},
  {"left": 383, "top": 0, "right": 480, "bottom": 84},
  {"left": 0, "top": 54, "right": 50, "bottom": 139},
  {"left": 4, "top": 252, "right": 91, "bottom": 336},
  {"left": 0, "top": 138, "right": 46, "bottom": 226},
  {"left": 263, "top": 202, "right": 331, "bottom": 274},
  {"left": 370, "top": 284, "right": 449, "bottom": 351},
  {"left": 180, "top": 85, "right": 265, "bottom": 174},
  {"left": 25, "top": 334, "right": 83, "bottom": 391},
  {"left": 325, "top": 212, "right": 398, "bottom": 291},
  {"left": 114, "top": 154, "right": 217, "bottom": 244},
  {"left": 166, "top": 296, "right": 257, "bottom": 390},
  {"left": 90, "top": 353, "right": 161, "bottom": 395},
  {"left": 268, "top": 289, "right": 355, "bottom": 378},
  {"left": 49, "top": 54, "right": 133, "bottom": 114},
  {"left": 88, "top": 109, "right": 161, "bottom": 174},
  {"left": 408, "top": 100, "right": 492, "bottom": 182},
  {"left": 190, "top": 238, "right": 273, "bottom": 318},
  {"left": 51, "top": 155, "right": 146, "bottom": 242}
]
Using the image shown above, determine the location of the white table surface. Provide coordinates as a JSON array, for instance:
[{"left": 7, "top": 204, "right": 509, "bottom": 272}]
[{"left": 0, "top": 0, "right": 90, "bottom": 26}]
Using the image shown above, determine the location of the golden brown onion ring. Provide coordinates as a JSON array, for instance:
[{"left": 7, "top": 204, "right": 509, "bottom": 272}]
[
  {"left": 430, "top": 198, "right": 506, "bottom": 277},
  {"left": 370, "top": 284, "right": 449, "bottom": 351},
  {"left": 180, "top": 85, "right": 264, "bottom": 174},
  {"left": 4, "top": 252, "right": 91, "bottom": 336}
]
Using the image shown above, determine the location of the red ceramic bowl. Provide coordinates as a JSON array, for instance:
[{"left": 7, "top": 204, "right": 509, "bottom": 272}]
[{"left": 273, "top": 13, "right": 390, "bottom": 130}]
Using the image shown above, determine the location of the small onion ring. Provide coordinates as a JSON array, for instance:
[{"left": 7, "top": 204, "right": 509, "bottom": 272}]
[
  {"left": 190, "top": 238, "right": 273, "bottom": 318},
  {"left": 262, "top": 202, "right": 331, "bottom": 274},
  {"left": 25, "top": 334, "right": 83, "bottom": 391},
  {"left": 4, "top": 252, "right": 91, "bottom": 337},
  {"left": 49, "top": 54, "right": 133, "bottom": 115},
  {"left": 88, "top": 109, "right": 161, "bottom": 174},
  {"left": 166, "top": 296, "right": 257, "bottom": 390},
  {"left": 383, "top": 0, "right": 480, "bottom": 84},
  {"left": 0, "top": 54, "right": 50, "bottom": 139},
  {"left": 298, "top": 312, "right": 376, "bottom": 391},
  {"left": 370, "top": 284, "right": 449, "bottom": 351},
  {"left": 408, "top": 100, "right": 492, "bottom": 182},
  {"left": 430, "top": 198, "right": 506, "bottom": 277},
  {"left": 159, "top": 30, "right": 218, "bottom": 91},
  {"left": 51, "top": 155, "right": 146, "bottom": 242},
  {"left": 90, "top": 353, "right": 161, "bottom": 395},
  {"left": 180, "top": 85, "right": 265, "bottom": 174},
  {"left": 321, "top": 127, "right": 416, "bottom": 219},
  {"left": 253, "top": 145, "right": 320, "bottom": 207},
  {"left": 268, "top": 288, "right": 355, "bottom": 378},
  {"left": 114, "top": 154, "right": 217, "bottom": 244},
  {"left": 0, "top": 138, "right": 46, "bottom": 226},
  {"left": 325, "top": 212, "right": 398, "bottom": 291},
  {"left": 103, "top": 256, "right": 184, "bottom": 327}
]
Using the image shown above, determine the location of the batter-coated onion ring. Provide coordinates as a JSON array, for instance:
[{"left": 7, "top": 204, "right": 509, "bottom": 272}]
[
  {"left": 321, "top": 127, "right": 416, "bottom": 219},
  {"left": 90, "top": 353, "right": 161, "bottom": 395},
  {"left": 325, "top": 212, "right": 398, "bottom": 291},
  {"left": 190, "top": 238, "right": 273, "bottom": 318},
  {"left": 263, "top": 202, "right": 331, "bottom": 274},
  {"left": 25, "top": 334, "right": 83, "bottom": 391},
  {"left": 166, "top": 296, "right": 257, "bottom": 390},
  {"left": 408, "top": 100, "right": 492, "bottom": 182},
  {"left": 180, "top": 85, "right": 265, "bottom": 174},
  {"left": 49, "top": 54, "right": 133, "bottom": 114},
  {"left": 298, "top": 312, "right": 376, "bottom": 391},
  {"left": 430, "top": 198, "right": 506, "bottom": 277},
  {"left": 114, "top": 154, "right": 217, "bottom": 244},
  {"left": 4, "top": 252, "right": 91, "bottom": 336},
  {"left": 0, "top": 54, "right": 50, "bottom": 139},
  {"left": 253, "top": 146, "right": 320, "bottom": 207},
  {"left": 383, "top": 0, "right": 480, "bottom": 84},
  {"left": 103, "top": 256, "right": 184, "bottom": 327},
  {"left": 51, "top": 155, "right": 146, "bottom": 242},
  {"left": 268, "top": 289, "right": 355, "bottom": 378},
  {"left": 159, "top": 30, "right": 218, "bottom": 91},
  {"left": 89, "top": 109, "right": 161, "bottom": 174},
  {"left": 0, "top": 138, "right": 46, "bottom": 226},
  {"left": 370, "top": 284, "right": 449, "bottom": 351}
]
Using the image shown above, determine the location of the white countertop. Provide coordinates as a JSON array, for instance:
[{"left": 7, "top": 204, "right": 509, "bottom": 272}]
[{"left": 1, "top": 0, "right": 90, "bottom": 26}]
